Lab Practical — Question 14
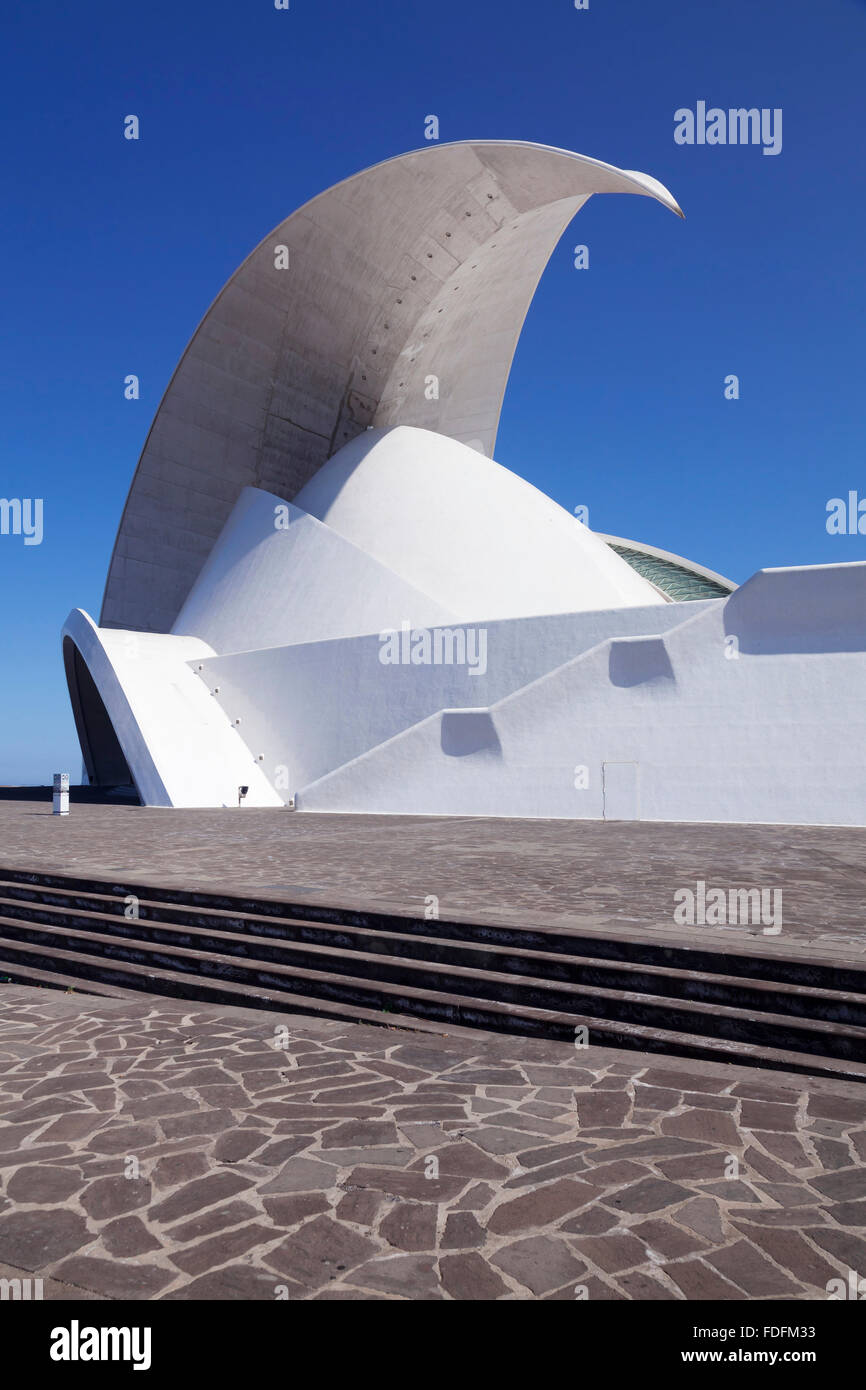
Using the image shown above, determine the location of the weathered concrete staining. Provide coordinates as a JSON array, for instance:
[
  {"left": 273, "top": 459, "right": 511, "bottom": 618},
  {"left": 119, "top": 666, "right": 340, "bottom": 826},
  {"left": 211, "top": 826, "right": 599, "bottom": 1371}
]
[{"left": 99, "top": 141, "right": 682, "bottom": 635}]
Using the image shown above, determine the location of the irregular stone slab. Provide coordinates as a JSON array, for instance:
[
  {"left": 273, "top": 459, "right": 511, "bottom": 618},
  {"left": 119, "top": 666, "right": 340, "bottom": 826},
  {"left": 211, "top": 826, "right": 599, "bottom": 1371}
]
[
  {"left": 0, "top": 1209, "right": 93, "bottom": 1267},
  {"left": 81, "top": 1176, "right": 152, "bottom": 1221},
  {"left": 151, "top": 1151, "right": 210, "bottom": 1188},
  {"left": 346, "top": 1253, "right": 444, "bottom": 1299},
  {"left": 561, "top": 1206, "right": 620, "bottom": 1237},
  {"left": 160, "top": 1109, "right": 238, "bottom": 1139},
  {"left": 732, "top": 1225, "right": 838, "bottom": 1289},
  {"left": 661, "top": 1257, "right": 745, "bottom": 1301},
  {"left": 441, "top": 1212, "right": 485, "bottom": 1249},
  {"left": 50, "top": 1255, "right": 176, "bottom": 1300},
  {"left": 6, "top": 1166, "right": 84, "bottom": 1204},
  {"left": 38, "top": 1113, "right": 110, "bottom": 1142},
  {"left": 100, "top": 1215, "right": 163, "bottom": 1257},
  {"left": 504, "top": 1155, "right": 593, "bottom": 1188},
  {"left": 675, "top": 1197, "right": 726, "bottom": 1243},
  {"left": 463, "top": 1126, "right": 539, "bottom": 1156},
  {"left": 162, "top": 1265, "right": 289, "bottom": 1300},
  {"left": 807, "top": 1095, "right": 866, "bottom": 1125},
  {"left": 258, "top": 1158, "right": 340, "bottom": 1195},
  {"left": 315, "top": 1146, "right": 414, "bottom": 1168},
  {"left": 739, "top": 1100, "right": 799, "bottom": 1132},
  {"left": 379, "top": 1203, "right": 437, "bottom": 1252},
  {"left": 568, "top": 1232, "right": 648, "bottom": 1274},
  {"left": 810, "top": 1167, "right": 866, "bottom": 1202},
  {"left": 453, "top": 1183, "right": 496, "bottom": 1212},
  {"left": 335, "top": 1191, "right": 382, "bottom": 1226},
  {"left": 604, "top": 1177, "right": 693, "bottom": 1215},
  {"left": 265, "top": 1217, "right": 379, "bottom": 1288},
  {"left": 150, "top": 1172, "right": 254, "bottom": 1224},
  {"left": 827, "top": 1200, "right": 866, "bottom": 1228},
  {"left": 615, "top": 1270, "right": 679, "bottom": 1300},
  {"left": 488, "top": 1179, "right": 597, "bottom": 1235},
  {"left": 629, "top": 1218, "right": 707, "bottom": 1259},
  {"left": 85, "top": 1123, "right": 159, "bottom": 1154},
  {"left": 320, "top": 1119, "right": 400, "bottom": 1149},
  {"left": 343, "top": 1166, "right": 464, "bottom": 1203},
  {"left": 167, "top": 1199, "right": 260, "bottom": 1243},
  {"left": 661, "top": 1110, "right": 742, "bottom": 1149},
  {"left": 492, "top": 1235, "right": 586, "bottom": 1295},
  {"left": 408, "top": 1142, "right": 509, "bottom": 1180},
  {"left": 170, "top": 1222, "right": 276, "bottom": 1277},
  {"left": 706, "top": 1240, "right": 804, "bottom": 1297},
  {"left": 213, "top": 1129, "right": 270, "bottom": 1163},
  {"left": 263, "top": 1194, "right": 331, "bottom": 1228},
  {"left": 575, "top": 1092, "right": 631, "bottom": 1128},
  {"left": 516, "top": 1140, "right": 591, "bottom": 1170}
]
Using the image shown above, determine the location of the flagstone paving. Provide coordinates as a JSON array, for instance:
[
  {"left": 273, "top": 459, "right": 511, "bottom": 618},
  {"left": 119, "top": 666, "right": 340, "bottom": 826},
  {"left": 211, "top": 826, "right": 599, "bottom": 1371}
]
[{"left": 0, "top": 985, "right": 864, "bottom": 1300}]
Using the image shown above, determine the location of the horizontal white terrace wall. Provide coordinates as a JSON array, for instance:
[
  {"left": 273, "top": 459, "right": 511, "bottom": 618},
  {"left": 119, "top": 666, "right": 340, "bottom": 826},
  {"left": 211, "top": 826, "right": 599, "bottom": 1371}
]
[
  {"left": 296, "top": 564, "right": 866, "bottom": 826},
  {"left": 194, "top": 599, "right": 702, "bottom": 798}
]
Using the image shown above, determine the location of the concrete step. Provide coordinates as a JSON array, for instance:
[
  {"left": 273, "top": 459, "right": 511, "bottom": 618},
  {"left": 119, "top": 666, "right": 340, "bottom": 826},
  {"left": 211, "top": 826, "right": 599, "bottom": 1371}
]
[
  {"left": 2, "top": 867, "right": 864, "bottom": 1081},
  {"left": 1, "top": 908, "right": 865, "bottom": 1063},
  {"left": 0, "top": 930, "right": 864, "bottom": 1084},
  {"left": 0, "top": 893, "right": 865, "bottom": 1032},
  {"left": 3, "top": 869, "right": 864, "bottom": 992}
]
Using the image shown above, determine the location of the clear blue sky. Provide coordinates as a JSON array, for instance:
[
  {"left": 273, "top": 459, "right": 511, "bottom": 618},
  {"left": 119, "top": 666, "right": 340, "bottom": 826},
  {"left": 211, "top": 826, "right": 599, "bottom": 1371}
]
[{"left": 1, "top": 0, "right": 864, "bottom": 783}]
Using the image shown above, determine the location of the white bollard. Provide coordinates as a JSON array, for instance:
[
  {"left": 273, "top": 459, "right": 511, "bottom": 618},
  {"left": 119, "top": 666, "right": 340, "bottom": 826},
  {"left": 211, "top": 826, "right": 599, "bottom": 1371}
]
[{"left": 53, "top": 772, "right": 69, "bottom": 816}]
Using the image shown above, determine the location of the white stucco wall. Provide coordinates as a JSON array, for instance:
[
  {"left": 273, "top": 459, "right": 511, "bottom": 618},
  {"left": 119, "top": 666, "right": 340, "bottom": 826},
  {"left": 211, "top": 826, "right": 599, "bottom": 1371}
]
[
  {"left": 293, "top": 427, "right": 658, "bottom": 621},
  {"left": 172, "top": 484, "right": 457, "bottom": 653},
  {"left": 294, "top": 564, "right": 866, "bottom": 826},
  {"left": 61, "top": 609, "right": 283, "bottom": 808},
  {"left": 196, "top": 600, "right": 695, "bottom": 795}
]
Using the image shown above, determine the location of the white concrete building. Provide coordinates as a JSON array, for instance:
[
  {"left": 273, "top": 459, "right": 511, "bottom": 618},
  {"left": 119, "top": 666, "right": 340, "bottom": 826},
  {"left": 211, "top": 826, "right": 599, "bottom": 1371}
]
[{"left": 63, "top": 141, "right": 866, "bottom": 825}]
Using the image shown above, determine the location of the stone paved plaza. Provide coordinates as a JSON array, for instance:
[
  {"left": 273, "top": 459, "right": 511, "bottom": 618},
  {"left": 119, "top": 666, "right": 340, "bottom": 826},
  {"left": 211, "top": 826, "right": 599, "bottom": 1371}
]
[
  {"left": 2, "top": 795, "right": 866, "bottom": 965},
  {"left": 0, "top": 985, "right": 864, "bottom": 1300}
]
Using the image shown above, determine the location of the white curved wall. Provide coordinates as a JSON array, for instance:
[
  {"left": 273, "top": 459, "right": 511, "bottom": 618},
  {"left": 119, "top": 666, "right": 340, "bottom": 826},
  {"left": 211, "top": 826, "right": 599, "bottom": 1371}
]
[
  {"left": 172, "top": 485, "right": 456, "bottom": 654},
  {"left": 61, "top": 609, "right": 282, "bottom": 808},
  {"left": 293, "top": 427, "right": 659, "bottom": 621}
]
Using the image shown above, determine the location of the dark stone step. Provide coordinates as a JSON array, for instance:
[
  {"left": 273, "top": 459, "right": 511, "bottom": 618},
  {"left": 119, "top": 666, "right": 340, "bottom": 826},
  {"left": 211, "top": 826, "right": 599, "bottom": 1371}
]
[
  {"left": 0, "top": 893, "right": 863, "bottom": 1028},
  {"left": 0, "top": 935, "right": 863, "bottom": 1085},
  {"left": 1, "top": 914, "right": 864, "bottom": 1063},
  {"left": 2, "top": 866, "right": 862, "bottom": 993}
]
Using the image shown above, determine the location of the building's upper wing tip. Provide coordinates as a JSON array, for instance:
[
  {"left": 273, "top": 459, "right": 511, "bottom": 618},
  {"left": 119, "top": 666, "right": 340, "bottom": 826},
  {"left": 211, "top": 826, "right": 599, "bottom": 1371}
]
[
  {"left": 381, "top": 142, "right": 685, "bottom": 217},
  {"left": 620, "top": 168, "right": 684, "bottom": 218}
]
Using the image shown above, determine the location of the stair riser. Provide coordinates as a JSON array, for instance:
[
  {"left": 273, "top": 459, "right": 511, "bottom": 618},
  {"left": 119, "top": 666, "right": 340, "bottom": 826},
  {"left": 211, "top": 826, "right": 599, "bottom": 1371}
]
[
  {"left": 0, "top": 922, "right": 862, "bottom": 1062},
  {"left": 0, "top": 899, "right": 863, "bottom": 1028},
  {"left": 1, "top": 869, "right": 862, "bottom": 993},
  {"left": 0, "top": 947, "right": 861, "bottom": 1086}
]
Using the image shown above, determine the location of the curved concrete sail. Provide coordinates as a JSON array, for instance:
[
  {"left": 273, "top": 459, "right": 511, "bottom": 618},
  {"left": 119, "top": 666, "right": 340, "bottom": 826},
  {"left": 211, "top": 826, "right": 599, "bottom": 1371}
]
[{"left": 99, "top": 140, "right": 682, "bottom": 635}]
